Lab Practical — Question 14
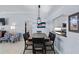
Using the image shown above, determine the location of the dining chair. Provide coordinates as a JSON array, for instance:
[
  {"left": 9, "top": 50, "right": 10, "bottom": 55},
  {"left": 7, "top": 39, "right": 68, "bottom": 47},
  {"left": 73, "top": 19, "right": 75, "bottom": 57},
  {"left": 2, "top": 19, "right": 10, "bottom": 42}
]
[
  {"left": 32, "top": 38, "right": 46, "bottom": 54},
  {"left": 45, "top": 32, "right": 56, "bottom": 54},
  {"left": 23, "top": 32, "right": 32, "bottom": 54}
]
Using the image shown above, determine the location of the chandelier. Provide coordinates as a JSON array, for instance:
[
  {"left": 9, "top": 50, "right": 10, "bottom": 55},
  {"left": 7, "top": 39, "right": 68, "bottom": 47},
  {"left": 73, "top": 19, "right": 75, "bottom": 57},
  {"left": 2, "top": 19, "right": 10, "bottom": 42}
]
[{"left": 37, "top": 5, "right": 46, "bottom": 28}]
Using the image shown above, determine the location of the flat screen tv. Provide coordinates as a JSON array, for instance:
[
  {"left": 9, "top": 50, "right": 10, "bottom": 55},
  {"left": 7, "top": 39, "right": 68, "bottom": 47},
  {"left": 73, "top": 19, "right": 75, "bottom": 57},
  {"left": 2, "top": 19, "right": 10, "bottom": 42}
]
[{"left": 0, "top": 18, "right": 5, "bottom": 25}]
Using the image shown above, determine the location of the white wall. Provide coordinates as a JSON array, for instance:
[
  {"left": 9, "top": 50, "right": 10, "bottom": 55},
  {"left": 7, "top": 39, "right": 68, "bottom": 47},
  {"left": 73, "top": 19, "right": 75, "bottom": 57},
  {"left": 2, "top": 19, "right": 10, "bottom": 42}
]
[
  {"left": 0, "top": 12, "right": 50, "bottom": 36},
  {"left": 0, "top": 13, "right": 33, "bottom": 36},
  {"left": 49, "top": 5, "right": 79, "bottom": 54}
]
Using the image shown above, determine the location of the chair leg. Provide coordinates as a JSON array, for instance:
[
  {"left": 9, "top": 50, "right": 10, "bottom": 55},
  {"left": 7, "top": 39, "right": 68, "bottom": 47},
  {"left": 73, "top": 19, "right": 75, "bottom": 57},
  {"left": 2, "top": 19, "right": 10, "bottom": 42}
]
[
  {"left": 32, "top": 48, "right": 35, "bottom": 54},
  {"left": 53, "top": 45, "right": 55, "bottom": 54},
  {"left": 33, "top": 50, "right": 36, "bottom": 54},
  {"left": 23, "top": 46, "right": 26, "bottom": 54},
  {"left": 23, "top": 48, "right": 25, "bottom": 54},
  {"left": 51, "top": 44, "right": 55, "bottom": 54},
  {"left": 23, "top": 44, "right": 28, "bottom": 54},
  {"left": 43, "top": 49, "right": 46, "bottom": 54},
  {"left": 42, "top": 48, "right": 43, "bottom": 54},
  {"left": 42, "top": 46, "right": 46, "bottom": 54},
  {"left": 32, "top": 45, "right": 36, "bottom": 54},
  {"left": 43, "top": 44, "right": 46, "bottom": 54},
  {"left": 51, "top": 45, "right": 53, "bottom": 50},
  {"left": 53, "top": 50, "right": 55, "bottom": 54}
]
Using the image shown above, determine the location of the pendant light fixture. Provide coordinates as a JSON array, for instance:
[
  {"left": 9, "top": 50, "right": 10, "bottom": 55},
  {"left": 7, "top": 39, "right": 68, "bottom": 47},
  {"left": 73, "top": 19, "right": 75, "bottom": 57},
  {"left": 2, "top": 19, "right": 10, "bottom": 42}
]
[
  {"left": 37, "top": 5, "right": 46, "bottom": 28},
  {"left": 37, "top": 5, "right": 41, "bottom": 24}
]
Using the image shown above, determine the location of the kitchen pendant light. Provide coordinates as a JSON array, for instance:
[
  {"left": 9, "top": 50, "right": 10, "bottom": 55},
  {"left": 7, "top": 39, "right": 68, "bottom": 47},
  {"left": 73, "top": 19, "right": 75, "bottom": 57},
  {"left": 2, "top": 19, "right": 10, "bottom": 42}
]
[{"left": 37, "top": 5, "right": 46, "bottom": 28}]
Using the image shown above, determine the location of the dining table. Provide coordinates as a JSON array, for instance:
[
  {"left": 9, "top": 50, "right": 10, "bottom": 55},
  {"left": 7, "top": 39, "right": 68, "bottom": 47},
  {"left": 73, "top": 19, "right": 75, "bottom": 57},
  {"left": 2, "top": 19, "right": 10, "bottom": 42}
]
[{"left": 32, "top": 33, "right": 49, "bottom": 39}]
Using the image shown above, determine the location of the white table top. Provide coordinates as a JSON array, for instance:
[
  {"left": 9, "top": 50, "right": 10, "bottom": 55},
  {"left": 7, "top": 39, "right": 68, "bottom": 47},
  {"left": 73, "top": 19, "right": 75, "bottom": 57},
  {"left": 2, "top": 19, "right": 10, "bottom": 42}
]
[{"left": 32, "top": 33, "right": 49, "bottom": 39}]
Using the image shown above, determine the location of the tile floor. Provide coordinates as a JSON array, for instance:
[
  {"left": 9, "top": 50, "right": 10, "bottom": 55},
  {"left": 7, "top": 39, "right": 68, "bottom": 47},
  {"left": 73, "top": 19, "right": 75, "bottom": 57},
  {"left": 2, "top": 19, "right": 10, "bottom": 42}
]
[{"left": 0, "top": 39, "right": 54, "bottom": 54}]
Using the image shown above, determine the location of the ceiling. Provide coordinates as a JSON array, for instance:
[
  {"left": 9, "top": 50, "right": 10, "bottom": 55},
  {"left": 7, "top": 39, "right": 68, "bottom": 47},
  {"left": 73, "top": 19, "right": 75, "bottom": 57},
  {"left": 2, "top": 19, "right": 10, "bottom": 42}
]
[{"left": 0, "top": 5, "right": 62, "bottom": 19}]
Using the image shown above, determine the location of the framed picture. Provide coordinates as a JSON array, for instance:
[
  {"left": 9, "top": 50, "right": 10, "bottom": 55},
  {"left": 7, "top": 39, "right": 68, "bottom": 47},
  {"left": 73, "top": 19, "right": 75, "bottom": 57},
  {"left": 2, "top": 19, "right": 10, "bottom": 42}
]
[{"left": 69, "top": 12, "right": 79, "bottom": 32}]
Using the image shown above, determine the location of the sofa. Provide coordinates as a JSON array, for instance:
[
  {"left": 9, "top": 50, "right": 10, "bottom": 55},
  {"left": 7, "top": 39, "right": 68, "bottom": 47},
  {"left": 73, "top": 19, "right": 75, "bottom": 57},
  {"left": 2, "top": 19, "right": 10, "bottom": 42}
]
[
  {"left": 9, "top": 33, "right": 21, "bottom": 43},
  {"left": 0, "top": 32, "right": 21, "bottom": 43}
]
